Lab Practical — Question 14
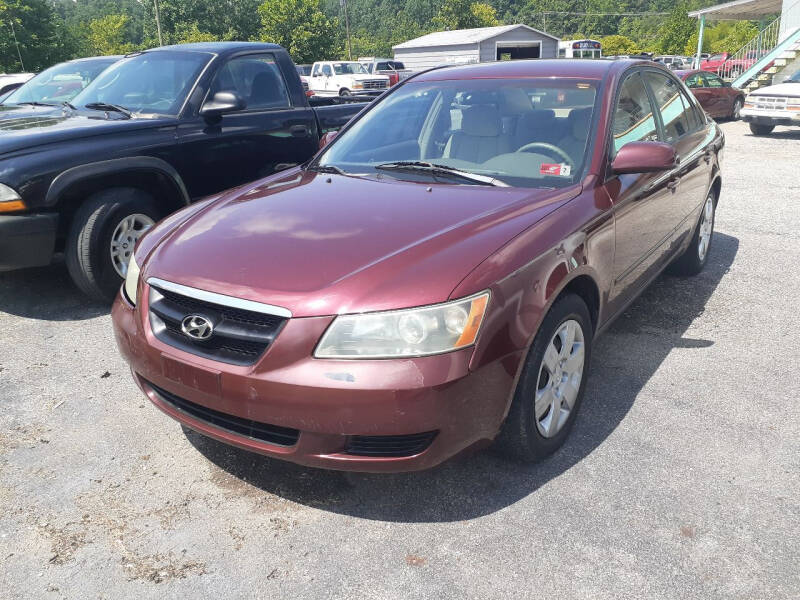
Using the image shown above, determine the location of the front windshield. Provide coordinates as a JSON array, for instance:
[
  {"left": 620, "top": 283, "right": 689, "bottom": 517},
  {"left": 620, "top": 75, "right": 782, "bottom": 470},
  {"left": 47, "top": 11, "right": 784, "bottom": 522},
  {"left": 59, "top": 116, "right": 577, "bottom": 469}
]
[
  {"left": 333, "top": 62, "right": 368, "bottom": 75},
  {"left": 318, "top": 78, "right": 598, "bottom": 188},
  {"left": 4, "top": 58, "right": 117, "bottom": 105},
  {"left": 71, "top": 51, "right": 211, "bottom": 116}
]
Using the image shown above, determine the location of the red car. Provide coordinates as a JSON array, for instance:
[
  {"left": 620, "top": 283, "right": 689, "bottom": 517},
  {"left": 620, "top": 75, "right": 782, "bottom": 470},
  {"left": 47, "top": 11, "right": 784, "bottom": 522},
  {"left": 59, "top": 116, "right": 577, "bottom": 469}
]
[
  {"left": 112, "top": 60, "right": 723, "bottom": 472},
  {"left": 677, "top": 69, "right": 745, "bottom": 119}
]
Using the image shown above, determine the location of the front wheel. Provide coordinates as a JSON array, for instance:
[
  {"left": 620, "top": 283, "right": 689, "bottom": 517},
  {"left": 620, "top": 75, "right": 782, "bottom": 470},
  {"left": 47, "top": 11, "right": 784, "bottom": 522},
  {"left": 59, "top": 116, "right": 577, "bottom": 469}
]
[
  {"left": 749, "top": 123, "right": 774, "bottom": 136},
  {"left": 339, "top": 88, "right": 351, "bottom": 97},
  {"left": 495, "top": 294, "right": 593, "bottom": 462},
  {"left": 65, "top": 188, "right": 159, "bottom": 302}
]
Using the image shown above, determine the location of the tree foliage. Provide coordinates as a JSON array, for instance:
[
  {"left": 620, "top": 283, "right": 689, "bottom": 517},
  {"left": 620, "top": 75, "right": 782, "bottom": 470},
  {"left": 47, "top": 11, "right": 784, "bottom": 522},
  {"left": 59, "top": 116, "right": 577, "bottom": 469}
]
[
  {"left": 257, "top": 0, "right": 340, "bottom": 63},
  {"left": 88, "top": 14, "right": 135, "bottom": 55},
  {"left": 600, "top": 34, "right": 641, "bottom": 56}
]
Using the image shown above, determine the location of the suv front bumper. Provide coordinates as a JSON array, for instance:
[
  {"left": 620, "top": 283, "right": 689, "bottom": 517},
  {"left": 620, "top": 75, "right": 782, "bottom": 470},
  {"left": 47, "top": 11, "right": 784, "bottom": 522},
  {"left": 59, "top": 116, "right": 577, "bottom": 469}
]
[{"left": 0, "top": 213, "right": 58, "bottom": 272}]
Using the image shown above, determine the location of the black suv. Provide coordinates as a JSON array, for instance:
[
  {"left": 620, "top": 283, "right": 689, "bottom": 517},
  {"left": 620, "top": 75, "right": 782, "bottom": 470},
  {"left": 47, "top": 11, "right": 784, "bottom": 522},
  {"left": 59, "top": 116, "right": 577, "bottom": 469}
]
[{"left": 0, "top": 42, "right": 368, "bottom": 300}]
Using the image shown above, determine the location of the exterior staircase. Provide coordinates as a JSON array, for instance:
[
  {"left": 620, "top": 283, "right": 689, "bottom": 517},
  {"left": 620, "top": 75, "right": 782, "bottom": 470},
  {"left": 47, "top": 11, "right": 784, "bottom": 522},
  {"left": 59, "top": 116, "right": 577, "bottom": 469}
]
[{"left": 730, "top": 23, "right": 800, "bottom": 91}]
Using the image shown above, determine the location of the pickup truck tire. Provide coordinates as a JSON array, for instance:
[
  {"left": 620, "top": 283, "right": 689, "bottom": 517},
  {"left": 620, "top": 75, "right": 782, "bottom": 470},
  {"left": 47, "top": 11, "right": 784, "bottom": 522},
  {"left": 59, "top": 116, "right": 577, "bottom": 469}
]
[
  {"left": 339, "top": 88, "right": 351, "bottom": 96},
  {"left": 66, "top": 188, "right": 159, "bottom": 302},
  {"left": 749, "top": 123, "right": 774, "bottom": 136},
  {"left": 495, "top": 294, "right": 592, "bottom": 462}
]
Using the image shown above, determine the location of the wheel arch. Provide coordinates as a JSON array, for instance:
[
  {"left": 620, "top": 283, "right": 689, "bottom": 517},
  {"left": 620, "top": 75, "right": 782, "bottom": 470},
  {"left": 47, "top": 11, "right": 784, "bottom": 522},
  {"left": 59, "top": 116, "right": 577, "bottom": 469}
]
[{"left": 46, "top": 157, "right": 190, "bottom": 237}]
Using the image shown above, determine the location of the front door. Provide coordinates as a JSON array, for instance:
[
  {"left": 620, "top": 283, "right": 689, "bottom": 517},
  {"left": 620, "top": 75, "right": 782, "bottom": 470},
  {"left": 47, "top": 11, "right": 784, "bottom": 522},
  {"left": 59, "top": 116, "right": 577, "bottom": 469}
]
[{"left": 176, "top": 52, "right": 317, "bottom": 198}]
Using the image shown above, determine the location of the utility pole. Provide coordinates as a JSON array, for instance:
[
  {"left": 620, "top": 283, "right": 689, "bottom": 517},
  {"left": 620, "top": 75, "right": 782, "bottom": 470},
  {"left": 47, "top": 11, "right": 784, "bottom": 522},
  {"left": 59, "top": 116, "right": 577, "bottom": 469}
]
[
  {"left": 341, "top": 0, "right": 352, "bottom": 60},
  {"left": 153, "top": 0, "right": 164, "bottom": 46},
  {"left": 9, "top": 19, "right": 25, "bottom": 71}
]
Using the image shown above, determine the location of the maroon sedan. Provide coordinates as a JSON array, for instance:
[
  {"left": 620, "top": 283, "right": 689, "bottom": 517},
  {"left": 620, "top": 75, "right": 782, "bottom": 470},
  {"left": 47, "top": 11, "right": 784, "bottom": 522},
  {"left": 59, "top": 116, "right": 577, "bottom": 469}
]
[
  {"left": 112, "top": 59, "right": 723, "bottom": 472},
  {"left": 677, "top": 69, "right": 745, "bottom": 119}
]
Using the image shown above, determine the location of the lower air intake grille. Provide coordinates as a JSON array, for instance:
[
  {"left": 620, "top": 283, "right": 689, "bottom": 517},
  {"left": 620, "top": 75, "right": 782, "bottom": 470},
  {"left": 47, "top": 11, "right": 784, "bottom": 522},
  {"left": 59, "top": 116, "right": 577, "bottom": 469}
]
[
  {"left": 345, "top": 431, "right": 438, "bottom": 457},
  {"left": 147, "top": 380, "right": 299, "bottom": 447}
]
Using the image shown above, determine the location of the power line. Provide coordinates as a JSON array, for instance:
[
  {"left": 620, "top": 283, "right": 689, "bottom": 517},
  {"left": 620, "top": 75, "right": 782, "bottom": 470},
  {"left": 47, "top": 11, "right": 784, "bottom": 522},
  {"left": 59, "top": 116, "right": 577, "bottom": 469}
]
[{"left": 539, "top": 11, "right": 670, "bottom": 16}]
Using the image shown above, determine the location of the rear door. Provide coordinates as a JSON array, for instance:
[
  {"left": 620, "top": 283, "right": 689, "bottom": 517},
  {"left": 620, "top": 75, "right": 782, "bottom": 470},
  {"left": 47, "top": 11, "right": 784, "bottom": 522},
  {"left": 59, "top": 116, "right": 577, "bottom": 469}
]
[
  {"left": 704, "top": 73, "right": 732, "bottom": 116},
  {"left": 175, "top": 52, "right": 317, "bottom": 197}
]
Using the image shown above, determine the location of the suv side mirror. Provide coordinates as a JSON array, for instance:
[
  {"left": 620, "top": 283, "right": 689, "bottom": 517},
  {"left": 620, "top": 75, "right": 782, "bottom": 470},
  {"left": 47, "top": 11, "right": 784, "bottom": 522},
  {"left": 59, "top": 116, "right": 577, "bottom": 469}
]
[
  {"left": 200, "top": 91, "right": 246, "bottom": 120},
  {"left": 319, "top": 130, "right": 338, "bottom": 150},
  {"left": 611, "top": 141, "right": 678, "bottom": 174}
]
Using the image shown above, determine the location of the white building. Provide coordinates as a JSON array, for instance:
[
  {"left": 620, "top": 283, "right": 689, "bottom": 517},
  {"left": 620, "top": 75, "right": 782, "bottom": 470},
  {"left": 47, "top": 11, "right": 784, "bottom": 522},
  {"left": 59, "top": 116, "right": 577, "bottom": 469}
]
[{"left": 392, "top": 24, "right": 560, "bottom": 72}]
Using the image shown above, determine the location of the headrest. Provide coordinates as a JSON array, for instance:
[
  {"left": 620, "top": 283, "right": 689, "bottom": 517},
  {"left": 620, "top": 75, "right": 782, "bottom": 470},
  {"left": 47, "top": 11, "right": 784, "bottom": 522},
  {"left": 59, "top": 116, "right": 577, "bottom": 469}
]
[
  {"left": 568, "top": 107, "right": 592, "bottom": 140},
  {"left": 501, "top": 88, "right": 533, "bottom": 114},
  {"left": 460, "top": 105, "right": 501, "bottom": 137},
  {"left": 520, "top": 108, "right": 556, "bottom": 126}
]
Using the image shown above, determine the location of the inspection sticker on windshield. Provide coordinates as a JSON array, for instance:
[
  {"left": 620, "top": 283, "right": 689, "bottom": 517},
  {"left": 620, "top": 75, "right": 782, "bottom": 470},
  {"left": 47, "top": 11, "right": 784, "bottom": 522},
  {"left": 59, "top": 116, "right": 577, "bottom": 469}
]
[{"left": 540, "top": 163, "right": 571, "bottom": 176}]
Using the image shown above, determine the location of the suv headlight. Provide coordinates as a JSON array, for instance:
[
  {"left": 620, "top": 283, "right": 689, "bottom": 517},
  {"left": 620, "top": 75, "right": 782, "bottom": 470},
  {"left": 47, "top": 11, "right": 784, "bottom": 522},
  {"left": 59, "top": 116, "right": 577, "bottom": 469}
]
[
  {"left": 0, "top": 183, "right": 25, "bottom": 212},
  {"left": 123, "top": 253, "right": 141, "bottom": 305},
  {"left": 314, "top": 292, "right": 490, "bottom": 358}
]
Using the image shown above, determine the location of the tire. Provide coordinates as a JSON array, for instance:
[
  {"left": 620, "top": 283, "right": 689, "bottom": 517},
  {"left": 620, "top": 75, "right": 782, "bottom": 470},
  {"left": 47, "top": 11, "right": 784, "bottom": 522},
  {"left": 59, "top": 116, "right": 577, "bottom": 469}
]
[
  {"left": 339, "top": 88, "right": 351, "bottom": 97},
  {"left": 749, "top": 123, "right": 774, "bottom": 136},
  {"left": 65, "top": 188, "right": 159, "bottom": 302},
  {"left": 668, "top": 190, "right": 716, "bottom": 276},
  {"left": 495, "top": 293, "right": 593, "bottom": 462},
  {"left": 731, "top": 97, "right": 743, "bottom": 120}
]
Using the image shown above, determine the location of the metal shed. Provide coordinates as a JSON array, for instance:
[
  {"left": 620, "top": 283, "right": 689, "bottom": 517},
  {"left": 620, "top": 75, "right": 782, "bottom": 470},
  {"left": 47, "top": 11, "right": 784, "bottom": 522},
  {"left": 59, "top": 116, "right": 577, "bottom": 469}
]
[{"left": 392, "top": 24, "right": 560, "bottom": 72}]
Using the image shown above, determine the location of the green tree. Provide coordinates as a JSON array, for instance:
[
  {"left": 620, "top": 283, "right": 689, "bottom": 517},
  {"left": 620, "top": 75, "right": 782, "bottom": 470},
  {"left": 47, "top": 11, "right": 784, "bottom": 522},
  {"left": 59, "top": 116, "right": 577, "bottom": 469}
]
[
  {"left": 88, "top": 14, "right": 136, "bottom": 55},
  {"left": 0, "top": 0, "right": 66, "bottom": 71},
  {"left": 174, "top": 22, "right": 221, "bottom": 43},
  {"left": 432, "top": 0, "right": 499, "bottom": 30},
  {"left": 601, "top": 34, "right": 640, "bottom": 56},
  {"left": 656, "top": 2, "right": 695, "bottom": 54},
  {"left": 257, "top": 0, "right": 341, "bottom": 63}
]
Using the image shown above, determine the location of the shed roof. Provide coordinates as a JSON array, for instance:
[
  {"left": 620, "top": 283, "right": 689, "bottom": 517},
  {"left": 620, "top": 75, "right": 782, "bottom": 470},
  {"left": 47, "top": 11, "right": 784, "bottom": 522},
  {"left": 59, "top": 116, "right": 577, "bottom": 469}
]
[
  {"left": 393, "top": 24, "right": 560, "bottom": 50},
  {"left": 687, "top": 0, "right": 783, "bottom": 20}
]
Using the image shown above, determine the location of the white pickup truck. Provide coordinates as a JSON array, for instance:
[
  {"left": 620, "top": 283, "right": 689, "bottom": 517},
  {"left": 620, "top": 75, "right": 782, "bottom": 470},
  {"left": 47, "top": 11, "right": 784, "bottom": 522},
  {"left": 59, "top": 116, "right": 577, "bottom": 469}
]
[{"left": 308, "top": 61, "right": 390, "bottom": 97}]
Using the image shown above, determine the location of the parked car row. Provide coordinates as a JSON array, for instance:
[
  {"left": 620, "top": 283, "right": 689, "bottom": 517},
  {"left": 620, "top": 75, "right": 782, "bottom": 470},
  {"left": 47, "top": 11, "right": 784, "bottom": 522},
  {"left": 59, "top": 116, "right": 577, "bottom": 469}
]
[
  {"left": 110, "top": 58, "right": 724, "bottom": 472},
  {"left": 0, "top": 43, "right": 372, "bottom": 301}
]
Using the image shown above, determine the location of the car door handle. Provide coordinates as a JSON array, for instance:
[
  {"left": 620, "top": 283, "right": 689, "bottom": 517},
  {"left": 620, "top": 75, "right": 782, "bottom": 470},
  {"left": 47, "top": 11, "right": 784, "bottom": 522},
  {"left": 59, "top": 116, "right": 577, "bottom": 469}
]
[{"left": 290, "top": 124, "right": 309, "bottom": 137}]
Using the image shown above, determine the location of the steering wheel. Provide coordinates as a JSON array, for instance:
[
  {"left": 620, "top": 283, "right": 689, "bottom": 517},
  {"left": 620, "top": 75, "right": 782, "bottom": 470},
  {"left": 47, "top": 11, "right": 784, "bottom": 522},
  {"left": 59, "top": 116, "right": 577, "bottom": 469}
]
[{"left": 517, "top": 142, "right": 574, "bottom": 166}]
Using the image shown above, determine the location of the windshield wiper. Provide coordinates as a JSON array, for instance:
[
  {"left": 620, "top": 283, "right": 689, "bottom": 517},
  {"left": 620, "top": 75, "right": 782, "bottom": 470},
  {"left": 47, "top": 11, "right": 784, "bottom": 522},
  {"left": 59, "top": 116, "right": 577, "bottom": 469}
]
[
  {"left": 62, "top": 101, "right": 76, "bottom": 111},
  {"left": 15, "top": 101, "right": 56, "bottom": 107},
  {"left": 83, "top": 102, "right": 132, "bottom": 118},
  {"left": 374, "top": 161, "right": 509, "bottom": 187},
  {"left": 307, "top": 164, "right": 349, "bottom": 176}
]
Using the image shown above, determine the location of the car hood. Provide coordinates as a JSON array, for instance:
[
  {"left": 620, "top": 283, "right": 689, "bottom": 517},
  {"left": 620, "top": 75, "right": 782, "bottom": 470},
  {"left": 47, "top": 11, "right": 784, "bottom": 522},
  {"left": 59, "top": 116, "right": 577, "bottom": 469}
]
[
  {"left": 750, "top": 82, "right": 800, "bottom": 97},
  {"left": 0, "top": 112, "right": 171, "bottom": 155},
  {"left": 352, "top": 74, "right": 389, "bottom": 81},
  {"left": 143, "top": 169, "right": 579, "bottom": 318},
  {"left": 0, "top": 103, "right": 62, "bottom": 120}
]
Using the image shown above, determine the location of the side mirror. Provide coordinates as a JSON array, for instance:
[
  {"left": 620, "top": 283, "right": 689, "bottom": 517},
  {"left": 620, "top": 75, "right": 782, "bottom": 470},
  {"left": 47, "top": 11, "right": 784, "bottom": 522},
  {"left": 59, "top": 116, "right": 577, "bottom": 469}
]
[
  {"left": 199, "top": 91, "right": 246, "bottom": 119},
  {"left": 319, "top": 130, "right": 338, "bottom": 150},
  {"left": 611, "top": 141, "right": 677, "bottom": 174}
]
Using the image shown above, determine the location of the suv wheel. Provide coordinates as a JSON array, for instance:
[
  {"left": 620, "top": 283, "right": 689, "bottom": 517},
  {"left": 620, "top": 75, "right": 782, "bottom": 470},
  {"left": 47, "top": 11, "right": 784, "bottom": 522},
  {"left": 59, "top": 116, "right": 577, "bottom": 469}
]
[
  {"left": 495, "top": 294, "right": 592, "bottom": 462},
  {"left": 66, "top": 188, "right": 159, "bottom": 302},
  {"left": 749, "top": 123, "right": 774, "bottom": 136}
]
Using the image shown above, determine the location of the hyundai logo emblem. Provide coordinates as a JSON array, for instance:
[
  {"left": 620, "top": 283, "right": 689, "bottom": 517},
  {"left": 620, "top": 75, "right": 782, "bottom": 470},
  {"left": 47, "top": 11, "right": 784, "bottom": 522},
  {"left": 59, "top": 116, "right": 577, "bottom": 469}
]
[{"left": 181, "top": 315, "right": 214, "bottom": 340}]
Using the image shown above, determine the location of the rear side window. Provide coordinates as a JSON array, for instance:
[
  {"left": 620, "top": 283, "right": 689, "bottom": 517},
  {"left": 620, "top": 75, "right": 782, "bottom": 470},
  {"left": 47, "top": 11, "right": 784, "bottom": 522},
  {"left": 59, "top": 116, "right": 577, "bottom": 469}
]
[
  {"left": 644, "top": 71, "right": 694, "bottom": 143},
  {"left": 612, "top": 72, "right": 658, "bottom": 154},
  {"left": 706, "top": 74, "right": 724, "bottom": 88},
  {"left": 212, "top": 53, "right": 290, "bottom": 110}
]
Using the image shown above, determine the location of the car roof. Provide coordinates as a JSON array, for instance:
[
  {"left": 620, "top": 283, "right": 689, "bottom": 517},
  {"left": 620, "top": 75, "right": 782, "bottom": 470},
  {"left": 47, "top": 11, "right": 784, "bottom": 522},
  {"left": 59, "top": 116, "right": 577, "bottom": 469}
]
[
  {"left": 413, "top": 58, "right": 652, "bottom": 82},
  {"left": 67, "top": 55, "right": 123, "bottom": 63},
  {"left": 148, "top": 42, "right": 283, "bottom": 56}
]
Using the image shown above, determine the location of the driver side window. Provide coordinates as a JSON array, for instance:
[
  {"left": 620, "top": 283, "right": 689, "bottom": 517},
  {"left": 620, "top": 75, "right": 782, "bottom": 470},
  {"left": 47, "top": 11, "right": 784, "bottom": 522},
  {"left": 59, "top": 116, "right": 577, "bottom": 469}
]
[
  {"left": 322, "top": 64, "right": 333, "bottom": 77},
  {"left": 211, "top": 54, "right": 290, "bottom": 111},
  {"left": 612, "top": 72, "right": 658, "bottom": 154}
]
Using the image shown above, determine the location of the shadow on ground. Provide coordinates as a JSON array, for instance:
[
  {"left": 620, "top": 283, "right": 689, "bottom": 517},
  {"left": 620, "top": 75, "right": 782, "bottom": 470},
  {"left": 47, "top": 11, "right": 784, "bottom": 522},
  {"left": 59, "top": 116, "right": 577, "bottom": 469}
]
[
  {"left": 0, "top": 261, "right": 108, "bottom": 321},
  {"left": 746, "top": 128, "right": 800, "bottom": 140},
  {"left": 186, "top": 232, "right": 740, "bottom": 523}
]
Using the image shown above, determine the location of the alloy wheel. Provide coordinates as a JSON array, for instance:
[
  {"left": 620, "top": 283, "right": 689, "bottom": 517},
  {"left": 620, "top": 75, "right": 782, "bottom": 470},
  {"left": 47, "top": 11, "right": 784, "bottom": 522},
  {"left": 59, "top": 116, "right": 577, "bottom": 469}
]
[
  {"left": 697, "top": 195, "right": 714, "bottom": 262},
  {"left": 535, "top": 319, "right": 585, "bottom": 438},
  {"left": 110, "top": 213, "right": 155, "bottom": 277}
]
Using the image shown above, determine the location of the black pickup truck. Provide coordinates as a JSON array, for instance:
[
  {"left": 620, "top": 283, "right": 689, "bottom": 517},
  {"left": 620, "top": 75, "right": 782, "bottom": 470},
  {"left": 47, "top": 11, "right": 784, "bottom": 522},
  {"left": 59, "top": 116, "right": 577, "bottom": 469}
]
[{"left": 0, "top": 42, "right": 369, "bottom": 300}]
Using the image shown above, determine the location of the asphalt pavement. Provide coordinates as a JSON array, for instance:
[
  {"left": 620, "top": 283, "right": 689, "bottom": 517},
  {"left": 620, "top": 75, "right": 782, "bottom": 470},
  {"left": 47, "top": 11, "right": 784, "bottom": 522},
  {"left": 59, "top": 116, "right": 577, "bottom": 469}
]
[{"left": 1, "top": 120, "right": 798, "bottom": 599}]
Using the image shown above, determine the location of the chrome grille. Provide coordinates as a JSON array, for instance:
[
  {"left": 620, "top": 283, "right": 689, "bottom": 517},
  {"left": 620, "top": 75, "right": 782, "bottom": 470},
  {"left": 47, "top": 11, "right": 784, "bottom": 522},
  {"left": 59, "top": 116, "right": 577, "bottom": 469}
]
[
  {"left": 752, "top": 96, "right": 788, "bottom": 110},
  {"left": 362, "top": 79, "right": 388, "bottom": 90}
]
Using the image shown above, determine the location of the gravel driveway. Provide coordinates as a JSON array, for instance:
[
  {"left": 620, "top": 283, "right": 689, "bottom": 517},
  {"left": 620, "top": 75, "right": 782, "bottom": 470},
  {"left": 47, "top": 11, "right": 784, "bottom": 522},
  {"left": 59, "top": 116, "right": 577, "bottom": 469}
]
[{"left": 1, "top": 120, "right": 798, "bottom": 599}]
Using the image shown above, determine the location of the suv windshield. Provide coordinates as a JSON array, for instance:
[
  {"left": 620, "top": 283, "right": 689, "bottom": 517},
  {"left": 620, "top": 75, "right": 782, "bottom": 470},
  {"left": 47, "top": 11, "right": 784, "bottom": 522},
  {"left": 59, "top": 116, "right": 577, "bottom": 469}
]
[
  {"left": 71, "top": 51, "right": 211, "bottom": 116},
  {"left": 318, "top": 78, "right": 597, "bottom": 188},
  {"left": 333, "top": 62, "right": 368, "bottom": 75},
  {"left": 3, "top": 58, "right": 118, "bottom": 105}
]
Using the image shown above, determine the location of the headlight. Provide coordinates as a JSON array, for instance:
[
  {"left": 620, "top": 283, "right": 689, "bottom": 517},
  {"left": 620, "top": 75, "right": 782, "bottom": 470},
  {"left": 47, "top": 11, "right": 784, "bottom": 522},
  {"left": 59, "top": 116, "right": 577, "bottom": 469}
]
[
  {"left": 314, "top": 292, "right": 490, "bottom": 358},
  {"left": 0, "top": 183, "right": 25, "bottom": 212},
  {"left": 352, "top": 83, "right": 364, "bottom": 89},
  {"left": 123, "top": 253, "right": 141, "bottom": 305}
]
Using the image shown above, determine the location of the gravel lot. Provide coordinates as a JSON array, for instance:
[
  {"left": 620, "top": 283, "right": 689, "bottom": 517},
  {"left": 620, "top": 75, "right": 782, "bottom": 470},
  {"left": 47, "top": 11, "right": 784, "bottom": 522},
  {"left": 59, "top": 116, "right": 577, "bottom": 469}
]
[{"left": 1, "top": 120, "right": 799, "bottom": 600}]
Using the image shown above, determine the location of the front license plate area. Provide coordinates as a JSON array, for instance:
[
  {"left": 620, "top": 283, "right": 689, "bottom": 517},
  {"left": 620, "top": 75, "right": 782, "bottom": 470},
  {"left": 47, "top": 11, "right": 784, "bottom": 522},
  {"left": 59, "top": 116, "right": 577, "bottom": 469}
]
[{"left": 161, "top": 354, "right": 221, "bottom": 397}]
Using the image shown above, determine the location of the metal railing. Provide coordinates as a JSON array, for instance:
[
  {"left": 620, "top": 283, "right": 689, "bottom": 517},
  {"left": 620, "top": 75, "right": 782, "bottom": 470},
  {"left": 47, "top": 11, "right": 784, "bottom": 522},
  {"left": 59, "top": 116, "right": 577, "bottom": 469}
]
[{"left": 715, "top": 17, "right": 781, "bottom": 82}]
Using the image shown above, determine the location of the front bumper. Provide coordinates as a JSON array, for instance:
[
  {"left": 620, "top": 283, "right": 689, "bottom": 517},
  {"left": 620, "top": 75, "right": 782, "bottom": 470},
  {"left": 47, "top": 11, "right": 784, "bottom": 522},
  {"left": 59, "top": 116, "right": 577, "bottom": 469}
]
[
  {"left": 112, "top": 290, "right": 519, "bottom": 472},
  {"left": 741, "top": 108, "right": 800, "bottom": 127},
  {"left": 0, "top": 213, "right": 58, "bottom": 272}
]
